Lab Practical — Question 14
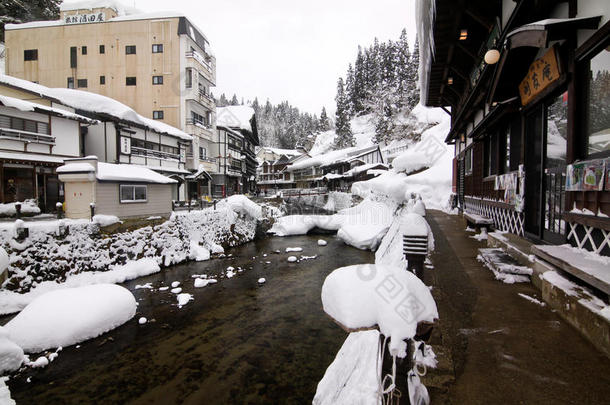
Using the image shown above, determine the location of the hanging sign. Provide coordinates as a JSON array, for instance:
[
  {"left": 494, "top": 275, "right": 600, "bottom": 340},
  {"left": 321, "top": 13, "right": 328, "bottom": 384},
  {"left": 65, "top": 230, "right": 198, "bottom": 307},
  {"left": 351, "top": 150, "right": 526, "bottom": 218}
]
[
  {"left": 518, "top": 46, "right": 561, "bottom": 106},
  {"left": 120, "top": 137, "right": 131, "bottom": 155}
]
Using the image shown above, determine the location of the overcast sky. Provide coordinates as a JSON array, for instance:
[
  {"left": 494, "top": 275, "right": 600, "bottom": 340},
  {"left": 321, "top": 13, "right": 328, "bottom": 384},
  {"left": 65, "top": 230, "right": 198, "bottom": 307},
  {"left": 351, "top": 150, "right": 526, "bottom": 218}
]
[{"left": 69, "top": 0, "right": 417, "bottom": 115}]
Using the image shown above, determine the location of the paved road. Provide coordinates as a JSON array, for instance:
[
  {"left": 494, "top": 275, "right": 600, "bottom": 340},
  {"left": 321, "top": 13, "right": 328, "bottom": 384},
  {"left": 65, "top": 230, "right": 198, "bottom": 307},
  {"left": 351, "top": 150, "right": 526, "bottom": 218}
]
[{"left": 425, "top": 210, "right": 610, "bottom": 404}]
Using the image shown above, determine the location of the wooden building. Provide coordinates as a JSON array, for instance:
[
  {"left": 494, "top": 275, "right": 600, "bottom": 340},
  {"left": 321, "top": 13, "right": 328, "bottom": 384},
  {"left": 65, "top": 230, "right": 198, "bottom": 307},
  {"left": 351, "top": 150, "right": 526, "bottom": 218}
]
[{"left": 418, "top": 0, "right": 610, "bottom": 256}]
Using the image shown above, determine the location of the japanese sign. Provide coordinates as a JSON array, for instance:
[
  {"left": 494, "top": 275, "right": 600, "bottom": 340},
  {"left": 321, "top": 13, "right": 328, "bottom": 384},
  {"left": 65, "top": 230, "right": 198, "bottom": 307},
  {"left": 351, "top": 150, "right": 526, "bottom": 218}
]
[
  {"left": 120, "top": 137, "right": 131, "bottom": 155},
  {"left": 64, "top": 13, "right": 105, "bottom": 25},
  {"left": 518, "top": 46, "right": 561, "bottom": 106}
]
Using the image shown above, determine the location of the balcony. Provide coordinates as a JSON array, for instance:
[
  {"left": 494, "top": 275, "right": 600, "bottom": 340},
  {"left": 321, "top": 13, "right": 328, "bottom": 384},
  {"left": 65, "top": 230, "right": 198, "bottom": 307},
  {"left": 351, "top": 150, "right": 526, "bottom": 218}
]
[
  {"left": 0, "top": 127, "right": 55, "bottom": 145},
  {"left": 185, "top": 87, "right": 215, "bottom": 110},
  {"left": 185, "top": 51, "right": 216, "bottom": 85},
  {"left": 131, "top": 147, "right": 179, "bottom": 162},
  {"left": 185, "top": 118, "right": 214, "bottom": 140}
]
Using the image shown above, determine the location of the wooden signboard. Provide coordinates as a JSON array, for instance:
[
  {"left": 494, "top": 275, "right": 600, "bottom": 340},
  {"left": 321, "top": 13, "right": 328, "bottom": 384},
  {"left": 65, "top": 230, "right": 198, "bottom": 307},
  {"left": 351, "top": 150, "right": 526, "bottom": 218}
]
[{"left": 518, "top": 46, "right": 561, "bottom": 106}]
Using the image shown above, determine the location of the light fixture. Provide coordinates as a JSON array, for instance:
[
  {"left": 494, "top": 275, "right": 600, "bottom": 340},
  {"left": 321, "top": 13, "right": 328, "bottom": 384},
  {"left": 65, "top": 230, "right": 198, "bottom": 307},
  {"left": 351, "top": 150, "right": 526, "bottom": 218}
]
[
  {"left": 447, "top": 77, "right": 454, "bottom": 85},
  {"left": 484, "top": 49, "right": 501, "bottom": 64},
  {"left": 459, "top": 29, "right": 468, "bottom": 40}
]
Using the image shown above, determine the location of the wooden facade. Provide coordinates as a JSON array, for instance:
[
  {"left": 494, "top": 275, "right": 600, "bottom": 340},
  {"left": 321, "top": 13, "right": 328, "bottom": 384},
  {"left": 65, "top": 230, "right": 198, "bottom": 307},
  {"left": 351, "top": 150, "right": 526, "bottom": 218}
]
[{"left": 419, "top": 0, "right": 610, "bottom": 256}]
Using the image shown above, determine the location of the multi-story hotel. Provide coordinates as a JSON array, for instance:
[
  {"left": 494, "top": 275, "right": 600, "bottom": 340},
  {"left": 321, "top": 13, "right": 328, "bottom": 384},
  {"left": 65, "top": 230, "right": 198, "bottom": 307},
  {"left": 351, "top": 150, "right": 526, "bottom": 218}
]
[{"left": 4, "top": 1, "right": 217, "bottom": 198}]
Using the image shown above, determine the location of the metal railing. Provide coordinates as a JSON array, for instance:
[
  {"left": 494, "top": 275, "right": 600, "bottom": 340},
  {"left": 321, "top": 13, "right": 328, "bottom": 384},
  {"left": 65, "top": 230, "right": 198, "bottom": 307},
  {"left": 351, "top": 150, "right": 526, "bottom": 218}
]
[
  {"left": 185, "top": 51, "right": 213, "bottom": 73},
  {"left": 131, "top": 146, "right": 180, "bottom": 161},
  {"left": 0, "top": 127, "right": 55, "bottom": 145}
]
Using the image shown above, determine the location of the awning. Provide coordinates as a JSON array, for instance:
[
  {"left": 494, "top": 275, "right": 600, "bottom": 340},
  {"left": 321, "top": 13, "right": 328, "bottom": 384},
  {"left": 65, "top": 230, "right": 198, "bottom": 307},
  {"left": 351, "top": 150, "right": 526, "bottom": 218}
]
[{"left": 488, "top": 16, "right": 601, "bottom": 104}]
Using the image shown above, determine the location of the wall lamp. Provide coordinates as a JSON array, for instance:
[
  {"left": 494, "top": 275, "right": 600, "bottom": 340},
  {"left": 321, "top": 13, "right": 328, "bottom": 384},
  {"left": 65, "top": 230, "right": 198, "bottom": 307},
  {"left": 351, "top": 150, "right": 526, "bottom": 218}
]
[{"left": 484, "top": 48, "right": 501, "bottom": 64}]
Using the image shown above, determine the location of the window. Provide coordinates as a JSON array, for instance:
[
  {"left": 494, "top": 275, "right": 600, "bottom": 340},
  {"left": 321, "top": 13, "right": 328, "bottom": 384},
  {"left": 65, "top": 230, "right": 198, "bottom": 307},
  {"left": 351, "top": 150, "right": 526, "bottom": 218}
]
[
  {"left": 70, "top": 46, "right": 77, "bottom": 68},
  {"left": 0, "top": 114, "right": 49, "bottom": 134},
  {"left": 100, "top": 75, "right": 105, "bottom": 85},
  {"left": 585, "top": 46, "right": 610, "bottom": 158},
  {"left": 120, "top": 185, "right": 147, "bottom": 203},
  {"left": 77, "top": 79, "right": 87, "bottom": 88},
  {"left": 152, "top": 44, "right": 163, "bottom": 53},
  {"left": 99, "top": 44, "right": 105, "bottom": 54},
  {"left": 24, "top": 49, "right": 38, "bottom": 61},
  {"left": 191, "top": 111, "right": 205, "bottom": 125},
  {"left": 125, "top": 45, "right": 136, "bottom": 54},
  {"left": 153, "top": 110, "right": 164, "bottom": 120},
  {"left": 152, "top": 75, "right": 163, "bottom": 85},
  {"left": 126, "top": 77, "right": 137, "bottom": 86},
  {"left": 465, "top": 148, "right": 473, "bottom": 175},
  {"left": 546, "top": 91, "right": 568, "bottom": 167},
  {"left": 199, "top": 147, "right": 206, "bottom": 159},
  {"left": 185, "top": 68, "right": 193, "bottom": 88},
  {"left": 67, "top": 77, "right": 74, "bottom": 88},
  {"left": 81, "top": 46, "right": 87, "bottom": 55}
]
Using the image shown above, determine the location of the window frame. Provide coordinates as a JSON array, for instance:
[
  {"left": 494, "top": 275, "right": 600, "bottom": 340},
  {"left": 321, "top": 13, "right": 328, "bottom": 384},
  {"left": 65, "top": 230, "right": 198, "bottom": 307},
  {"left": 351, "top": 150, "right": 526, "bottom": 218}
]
[
  {"left": 100, "top": 75, "right": 106, "bottom": 85},
  {"left": 153, "top": 110, "right": 164, "bottom": 120},
  {"left": 126, "top": 76, "right": 137, "bottom": 86},
  {"left": 81, "top": 46, "right": 87, "bottom": 55},
  {"left": 152, "top": 44, "right": 164, "bottom": 53},
  {"left": 77, "top": 78, "right": 88, "bottom": 88},
  {"left": 24, "top": 49, "right": 38, "bottom": 61},
  {"left": 99, "top": 44, "right": 105, "bottom": 54},
  {"left": 119, "top": 184, "right": 148, "bottom": 204},
  {"left": 125, "top": 45, "right": 136, "bottom": 55},
  {"left": 152, "top": 75, "right": 163, "bottom": 85},
  {"left": 67, "top": 77, "right": 74, "bottom": 89}
]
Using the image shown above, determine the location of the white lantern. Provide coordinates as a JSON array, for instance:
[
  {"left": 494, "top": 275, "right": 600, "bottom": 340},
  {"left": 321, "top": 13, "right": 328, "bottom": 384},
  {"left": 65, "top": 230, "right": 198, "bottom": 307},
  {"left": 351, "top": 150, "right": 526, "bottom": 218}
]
[{"left": 484, "top": 49, "right": 501, "bottom": 65}]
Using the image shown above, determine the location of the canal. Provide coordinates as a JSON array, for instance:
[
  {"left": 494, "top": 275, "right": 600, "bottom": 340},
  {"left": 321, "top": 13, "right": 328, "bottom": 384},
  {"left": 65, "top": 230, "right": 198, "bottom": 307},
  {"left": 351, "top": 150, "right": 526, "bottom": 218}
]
[{"left": 7, "top": 231, "right": 374, "bottom": 404}]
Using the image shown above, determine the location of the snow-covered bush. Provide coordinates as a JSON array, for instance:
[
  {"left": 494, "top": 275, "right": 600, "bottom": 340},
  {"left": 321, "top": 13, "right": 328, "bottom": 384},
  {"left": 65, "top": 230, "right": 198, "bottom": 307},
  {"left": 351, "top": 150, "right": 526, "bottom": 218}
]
[{"left": 0, "top": 200, "right": 41, "bottom": 217}]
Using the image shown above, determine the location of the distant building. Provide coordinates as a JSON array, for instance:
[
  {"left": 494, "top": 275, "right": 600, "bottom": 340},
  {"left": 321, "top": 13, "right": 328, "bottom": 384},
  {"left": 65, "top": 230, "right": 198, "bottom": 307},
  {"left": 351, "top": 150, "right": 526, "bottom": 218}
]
[
  {"left": 216, "top": 106, "right": 259, "bottom": 194},
  {"left": 4, "top": 0, "right": 217, "bottom": 193},
  {"left": 256, "top": 147, "right": 307, "bottom": 192}
]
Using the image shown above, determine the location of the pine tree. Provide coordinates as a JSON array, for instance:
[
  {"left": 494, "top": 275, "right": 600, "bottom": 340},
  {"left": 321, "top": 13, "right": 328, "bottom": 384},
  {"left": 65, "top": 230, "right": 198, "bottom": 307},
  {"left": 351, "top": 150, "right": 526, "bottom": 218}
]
[
  {"left": 353, "top": 47, "right": 366, "bottom": 115},
  {"left": 334, "top": 78, "right": 354, "bottom": 149},
  {"left": 230, "top": 94, "right": 239, "bottom": 106},
  {"left": 0, "top": 0, "right": 61, "bottom": 41},
  {"left": 345, "top": 63, "right": 356, "bottom": 118},
  {"left": 217, "top": 93, "right": 229, "bottom": 107},
  {"left": 407, "top": 37, "right": 421, "bottom": 109},
  {"left": 319, "top": 107, "right": 330, "bottom": 132}
]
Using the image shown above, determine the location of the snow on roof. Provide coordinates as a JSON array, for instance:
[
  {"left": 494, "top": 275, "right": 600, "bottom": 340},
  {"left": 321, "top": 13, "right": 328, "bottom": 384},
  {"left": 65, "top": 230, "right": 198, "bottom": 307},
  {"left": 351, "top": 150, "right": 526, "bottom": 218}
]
[
  {"left": 288, "top": 147, "right": 358, "bottom": 171},
  {"left": 260, "top": 147, "right": 302, "bottom": 157},
  {"left": 56, "top": 163, "right": 95, "bottom": 173},
  {"left": 97, "top": 162, "right": 177, "bottom": 183},
  {"left": 58, "top": 161, "right": 177, "bottom": 183},
  {"left": 0, "top": 95, "right": 98, "bottom": 124},
  {"left": 0, "top": 75, "right": 191, "bottom": 141},
  {"left": 216, "top": 106, "right": 255, "bottom": 133},
  {"left": 343, "top": 163, "right": 388, "bottom": 177},
  {"left": 59, "top": 0, "right": 131, "bottom": 12}
]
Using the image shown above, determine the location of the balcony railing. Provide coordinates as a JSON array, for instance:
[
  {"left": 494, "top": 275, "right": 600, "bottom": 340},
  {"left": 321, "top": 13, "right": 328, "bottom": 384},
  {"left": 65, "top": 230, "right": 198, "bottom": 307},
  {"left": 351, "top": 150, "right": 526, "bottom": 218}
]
[
  {"left": 131, "top": 146, "right": 180, "bottom": 161},
  {"left": 0, "top": 127, "right": 55, "bottom": 145},
  {"left": 185, "top": 51, "right": 212, "bottom": 73},
  {"left": 186, "top": 118, "right": 212, "bottom": 131}
]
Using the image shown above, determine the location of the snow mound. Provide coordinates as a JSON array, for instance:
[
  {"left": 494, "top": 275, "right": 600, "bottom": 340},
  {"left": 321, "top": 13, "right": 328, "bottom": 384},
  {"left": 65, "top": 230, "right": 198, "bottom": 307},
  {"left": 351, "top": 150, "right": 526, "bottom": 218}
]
[
  {"left": 176, "top": 293, "right": 193, "bottom": 308},
  {"left": 92, "top": 214, "right": 121, "bottom": 227},
  {"left": 287, "top": 256, "right": 298, "bottom": 263},
  {"left": 313, "top": 330, "right": 381, "bottom": 405},
  {"left": 5, "top": 284, "right": 136, "bottom": 352},
  {"left": 322, "top": 264, "right": 438, "bottom": 358},
  {"left": 0, "top": 327, "right": 24, "bottom": 374},
  {"left": 224, "top": 195, "right": 262, "bottom": 219},
  {"left": 318, "top": 240, "right": 328, "bottom": 246},
  {"left": 194, "top": 278, "right": 217, "bottom": 288},
  {"left": 0, "top": 200, "right": 40, "bottom": 217}
]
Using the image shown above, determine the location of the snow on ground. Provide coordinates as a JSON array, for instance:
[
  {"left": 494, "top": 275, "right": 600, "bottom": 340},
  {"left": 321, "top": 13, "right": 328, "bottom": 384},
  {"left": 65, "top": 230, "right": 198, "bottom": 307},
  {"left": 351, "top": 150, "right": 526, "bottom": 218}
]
[
  {"left": 313, "top": 330, "right": 381, "bottom": 405},
  {"left": 323, "top": 192, "right": 353, "bottom": 212},
  {"left": 309, "top": 114, "right": 376, "bottom": 156},
  {"left": 535, "top": 244, "right": 610, "bottom": 287},
  {"left": 189, "top": 241, "right": 210, "bottom": 262},
  {"left": 518, "top": 293, "right": 546, "bottom": 307},
  {"left": 0, "top": 200, "right": 40, "bottom": 217},
  {"left": 0, "top": 197, "right": 265, "bottom": 312},
  {"left": 322, "top": 264, "right": 438, "bottom": 358},
  {"left": 5, "top": 284, "right": 136, "bottom": 352}
]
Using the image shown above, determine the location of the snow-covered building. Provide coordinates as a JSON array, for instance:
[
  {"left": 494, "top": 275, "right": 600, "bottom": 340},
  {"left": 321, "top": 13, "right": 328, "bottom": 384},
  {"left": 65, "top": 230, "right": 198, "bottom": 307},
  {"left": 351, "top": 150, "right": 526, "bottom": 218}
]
[
  {"left": 255, "top": 147, "right": 307, "bottom": 192},
  {"left": 4, "top": 0, "right": 217, "bottom": 186},
  {"left": 0, "top": 74, "right": 192, "bottom": 201},
  {"left": 57, "top": 156, "right": 176, "bottom": 219},
  {"left": 216, "top": 106, "right": 259, "bottom": 194},
  {"left": 209, "top": 125, "right": 246, "bottom": 198},
  {"left": 288, "top": 145, "right": 384, "bottom": 190},
  {"left": 0, "top": 93, "right": 97, "bottom": 211}
]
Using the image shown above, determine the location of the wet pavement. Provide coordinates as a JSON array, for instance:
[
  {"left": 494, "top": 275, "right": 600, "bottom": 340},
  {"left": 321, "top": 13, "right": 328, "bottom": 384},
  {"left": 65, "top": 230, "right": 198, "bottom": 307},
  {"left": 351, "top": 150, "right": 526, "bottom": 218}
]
[
  {"left": 5, "top": 234, "right": 374, "bottom": 404},
  {"left": 425, "top": 210, "right": 610, "bottom": 404}
]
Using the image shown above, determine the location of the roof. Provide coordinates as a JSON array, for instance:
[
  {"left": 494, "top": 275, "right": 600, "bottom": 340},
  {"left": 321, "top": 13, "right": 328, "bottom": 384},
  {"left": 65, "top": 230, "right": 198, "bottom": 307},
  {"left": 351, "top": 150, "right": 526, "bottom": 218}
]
[
  {"left": 0, "top": 151, "right": 66, "bottom": 164},
  {"left": 186, "top": 165, "right": 212, "bottom": 180},
  {"left": 0, "top": 74, "right": 191, "bottom": 141},
  {"left": 258, "top": 147, "right": 302, "bottom": 157},
  {"left": 0, "top": 95, "right": 98, "bottom": 124},
  {"left": 216, "top": 106, "right": 256, "bottom": 133},
  {"left": 57, "top": 161, "right": 178, "bottom": 184}
]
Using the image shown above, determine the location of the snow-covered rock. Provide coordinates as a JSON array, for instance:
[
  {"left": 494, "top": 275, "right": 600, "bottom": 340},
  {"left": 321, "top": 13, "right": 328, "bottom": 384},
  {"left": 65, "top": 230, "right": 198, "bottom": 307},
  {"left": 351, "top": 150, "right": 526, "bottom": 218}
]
[
  {"left": 176, "top": 293, "right": 193, "bottom": 308},
  {"left": 0, "top": 327, "right": 24, "bottom": 374},
  {"left": 189, "top": 241, "right": 211, "bottom": 261},
  {"left": 322, "top": 264, "right": 438, "bottom": 358},
  {"left": 0, "top": 200, "right": 40, "bottom": 217},
  {"left": 317, "top": 239, "right": 328, "bottom": 246},
  {"left": 285, "top": 247, "right": 303, "bottom": 252},
  {"left": 224, "top": 195, "right": 262, "bottom": 219},
  {"left": 138, "top": 317, "right": 147, "bottom": 325},
  {"left": 5, "top": 284, "right": 136, "bottom": 352},
  {"left": 258, "top": 278, "right": 266, "bottom": 284},
  {"left": 313, "top": 330, "right": 381, "bottom": 405},
  {"left": 287, "top": 256, "right": 298, "bottom": 263}
]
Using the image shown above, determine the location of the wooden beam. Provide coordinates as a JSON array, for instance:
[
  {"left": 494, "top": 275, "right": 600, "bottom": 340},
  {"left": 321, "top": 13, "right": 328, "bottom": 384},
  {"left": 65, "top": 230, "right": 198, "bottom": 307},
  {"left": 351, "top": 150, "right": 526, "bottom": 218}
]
[
  {"left": 456, "top": 42, "right": 478, "bottom": 61},
  {"left": 440, "top": 106, "right": 452, "bottom": 116},
  {"left": 464, "top": 8, "right": 494, "bottom": 31}
]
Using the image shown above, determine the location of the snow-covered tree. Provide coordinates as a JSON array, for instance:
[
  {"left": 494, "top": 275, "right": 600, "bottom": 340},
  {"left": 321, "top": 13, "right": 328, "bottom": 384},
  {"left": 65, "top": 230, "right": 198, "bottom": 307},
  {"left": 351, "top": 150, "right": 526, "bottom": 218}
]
[
  {"left": 334, "top": 78, "right": 354, "bottom": 149},
  {"left": 319, "top": 107, "right": 330, "bottom": 132},
  {"left": 230, "top": 94, "right": 239, "bottom": 106},
  {"left": 0, "top": 0, "right": 61, "bottom": 41}
]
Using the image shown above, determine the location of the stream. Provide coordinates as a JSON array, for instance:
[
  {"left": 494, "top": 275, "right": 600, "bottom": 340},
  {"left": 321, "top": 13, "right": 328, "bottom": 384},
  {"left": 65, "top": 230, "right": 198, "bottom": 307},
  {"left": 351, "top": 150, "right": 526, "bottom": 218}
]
[{"left": 6, "top": 225, "right": 374, "bottom": 404}]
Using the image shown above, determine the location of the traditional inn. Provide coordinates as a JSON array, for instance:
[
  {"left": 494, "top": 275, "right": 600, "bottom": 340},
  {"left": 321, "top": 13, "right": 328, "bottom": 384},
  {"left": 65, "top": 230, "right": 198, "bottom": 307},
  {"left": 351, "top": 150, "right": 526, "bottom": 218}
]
[
  {"left": 419, "top": 0, "right": 610, "bottom": 258},
  {"left": 0, "top": 74, "right": 192, "bottom": 201},
  {"left": 4, "top": 0, "right": 217, "bottom": 194}
]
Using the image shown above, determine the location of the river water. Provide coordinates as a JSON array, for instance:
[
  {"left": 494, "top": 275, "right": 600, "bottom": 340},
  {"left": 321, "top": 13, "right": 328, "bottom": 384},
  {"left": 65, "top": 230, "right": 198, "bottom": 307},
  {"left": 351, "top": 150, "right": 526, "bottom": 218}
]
[{"left": 7, "top": 231, "right": 374, "bottom": 404}]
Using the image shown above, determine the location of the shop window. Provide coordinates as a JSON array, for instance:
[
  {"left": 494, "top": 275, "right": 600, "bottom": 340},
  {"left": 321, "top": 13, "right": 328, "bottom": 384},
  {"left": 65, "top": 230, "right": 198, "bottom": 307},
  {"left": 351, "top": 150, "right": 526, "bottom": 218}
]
[
  {"left": 585, "top": 46, "right": 610, "bottom": 158},
  {"left": 24, "top": 49, "right": 38, "bottom": 61},
  {"left": 120, "top": 185, "right": 147, "bottom": 203},
  {"left": 546, "top": 91, "right": 568, "bottom": 167}
]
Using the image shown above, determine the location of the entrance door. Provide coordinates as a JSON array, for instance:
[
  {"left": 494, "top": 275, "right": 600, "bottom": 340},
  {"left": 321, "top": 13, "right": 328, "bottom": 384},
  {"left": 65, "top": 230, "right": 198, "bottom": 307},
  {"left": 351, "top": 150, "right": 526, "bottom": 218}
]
[{"left": 523, "top": 93, "right": 568, "bottom": 243}]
